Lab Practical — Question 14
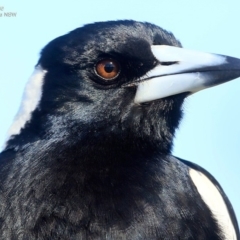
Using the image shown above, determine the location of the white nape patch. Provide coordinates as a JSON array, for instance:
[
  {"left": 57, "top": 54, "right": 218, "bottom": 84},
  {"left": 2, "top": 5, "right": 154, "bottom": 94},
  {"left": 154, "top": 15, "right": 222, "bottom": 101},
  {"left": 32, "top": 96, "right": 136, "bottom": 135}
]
[
  {"left": 5, "top": 65, "right": 47, "bottom": 144},
  {"left": 189, "top": 169, "right": 237, "bottom": 240}
]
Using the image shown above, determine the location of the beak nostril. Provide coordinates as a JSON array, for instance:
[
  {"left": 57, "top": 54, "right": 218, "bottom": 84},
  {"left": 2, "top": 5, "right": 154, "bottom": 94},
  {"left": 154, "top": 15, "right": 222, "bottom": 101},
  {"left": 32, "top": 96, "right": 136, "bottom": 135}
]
[{"left": 161, "top": 61, "right": 178, "bottom": 66}]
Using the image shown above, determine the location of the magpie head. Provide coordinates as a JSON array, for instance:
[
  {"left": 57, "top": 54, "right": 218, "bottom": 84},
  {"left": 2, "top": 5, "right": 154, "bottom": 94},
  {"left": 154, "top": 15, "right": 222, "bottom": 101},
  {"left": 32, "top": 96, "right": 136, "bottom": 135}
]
[{"left": 6, "top": 20, "right": 240, "bottom": 154}]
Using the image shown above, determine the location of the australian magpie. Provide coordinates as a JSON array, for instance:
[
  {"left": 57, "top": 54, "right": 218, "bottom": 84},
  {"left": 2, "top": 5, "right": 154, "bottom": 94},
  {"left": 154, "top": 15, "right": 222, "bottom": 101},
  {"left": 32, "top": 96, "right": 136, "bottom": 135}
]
[{"left": 0, "top": 20, "right": 240, "bottom": 239}]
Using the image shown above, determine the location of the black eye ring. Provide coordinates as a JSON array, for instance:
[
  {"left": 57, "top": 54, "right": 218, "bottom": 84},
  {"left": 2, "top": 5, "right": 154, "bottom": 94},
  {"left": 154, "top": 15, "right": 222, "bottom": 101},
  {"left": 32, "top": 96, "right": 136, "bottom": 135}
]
[{"left": 94, "top": 59, "right": 121, "bottom": 81}]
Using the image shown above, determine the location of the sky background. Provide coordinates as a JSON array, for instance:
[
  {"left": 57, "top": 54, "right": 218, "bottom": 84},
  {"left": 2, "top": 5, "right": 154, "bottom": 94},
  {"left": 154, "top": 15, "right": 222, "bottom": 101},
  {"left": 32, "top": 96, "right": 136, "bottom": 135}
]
[{"left": 1, "top": 0, "right": 240, "bottom": 224}]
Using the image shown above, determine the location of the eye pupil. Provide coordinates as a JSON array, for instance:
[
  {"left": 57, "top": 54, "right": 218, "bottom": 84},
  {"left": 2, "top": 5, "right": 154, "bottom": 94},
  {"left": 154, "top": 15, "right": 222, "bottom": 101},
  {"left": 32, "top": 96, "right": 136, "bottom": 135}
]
[
  {"left": 104, "top": 62, "right": 114, "bottom": 73},
  {"left": 95, "top": 59, "right": 120, "bottom": 81}
]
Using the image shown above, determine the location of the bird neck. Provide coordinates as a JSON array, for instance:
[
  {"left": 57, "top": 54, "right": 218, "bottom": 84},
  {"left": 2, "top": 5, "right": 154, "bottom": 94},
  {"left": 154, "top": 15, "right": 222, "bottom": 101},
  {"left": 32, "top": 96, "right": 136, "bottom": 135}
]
[
  {"left": 49, "top": 130, "right": 168, "bottom": 184},
  {"left": 41, "top": 132, "right": 168, "bottom": 202}
]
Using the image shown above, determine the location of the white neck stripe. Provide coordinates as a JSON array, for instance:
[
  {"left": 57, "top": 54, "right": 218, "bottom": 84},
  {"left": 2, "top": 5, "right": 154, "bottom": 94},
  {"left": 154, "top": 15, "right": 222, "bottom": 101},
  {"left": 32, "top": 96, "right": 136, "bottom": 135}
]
[
  {"left": 190, "top": 168, "right": 237, "bottom": 239},
  {"left": 4, "top": 65, "right": 47, "bottom": 146}
]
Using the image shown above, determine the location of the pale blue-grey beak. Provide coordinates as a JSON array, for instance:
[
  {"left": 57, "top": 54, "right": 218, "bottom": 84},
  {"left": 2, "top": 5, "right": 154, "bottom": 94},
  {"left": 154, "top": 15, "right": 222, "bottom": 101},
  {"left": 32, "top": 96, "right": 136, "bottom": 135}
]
[{"left": 134, "top": 45, "right": 240, "bottom": 103}]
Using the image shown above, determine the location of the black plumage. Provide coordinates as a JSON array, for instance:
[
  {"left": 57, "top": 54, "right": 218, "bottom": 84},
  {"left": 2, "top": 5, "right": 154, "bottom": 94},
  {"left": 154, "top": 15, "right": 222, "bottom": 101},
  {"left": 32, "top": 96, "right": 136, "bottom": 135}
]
[{"left": 0, "top": 20, "right": 239, "bottom": 239}]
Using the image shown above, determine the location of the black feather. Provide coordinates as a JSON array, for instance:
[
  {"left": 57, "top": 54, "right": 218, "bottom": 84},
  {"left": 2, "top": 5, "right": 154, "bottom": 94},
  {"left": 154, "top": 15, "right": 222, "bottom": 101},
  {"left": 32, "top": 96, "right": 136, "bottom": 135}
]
[{"left": 0, "top": 20, "right": 239, "bottom": 239}]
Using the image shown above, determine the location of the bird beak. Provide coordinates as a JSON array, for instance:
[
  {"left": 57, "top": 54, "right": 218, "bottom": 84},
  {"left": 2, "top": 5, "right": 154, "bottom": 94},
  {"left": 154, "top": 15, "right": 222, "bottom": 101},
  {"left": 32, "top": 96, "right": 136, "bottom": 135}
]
[{"left": 134, "top": 45, "right": 240, "bottom": 103}]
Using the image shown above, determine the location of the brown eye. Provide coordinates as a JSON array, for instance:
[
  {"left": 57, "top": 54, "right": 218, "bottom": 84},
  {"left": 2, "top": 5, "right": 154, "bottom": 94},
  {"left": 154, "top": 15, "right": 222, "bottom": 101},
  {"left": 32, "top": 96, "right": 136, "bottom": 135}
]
[{"left": 95, "top": 59, "right": 120, "bottom": 80}]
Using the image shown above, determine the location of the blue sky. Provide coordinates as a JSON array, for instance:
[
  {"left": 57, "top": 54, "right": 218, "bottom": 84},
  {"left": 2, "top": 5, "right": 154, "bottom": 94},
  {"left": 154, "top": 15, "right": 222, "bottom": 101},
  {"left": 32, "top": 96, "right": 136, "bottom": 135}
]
[{"left": 1, "top": 0, "right": 240, "bottom": 223}]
